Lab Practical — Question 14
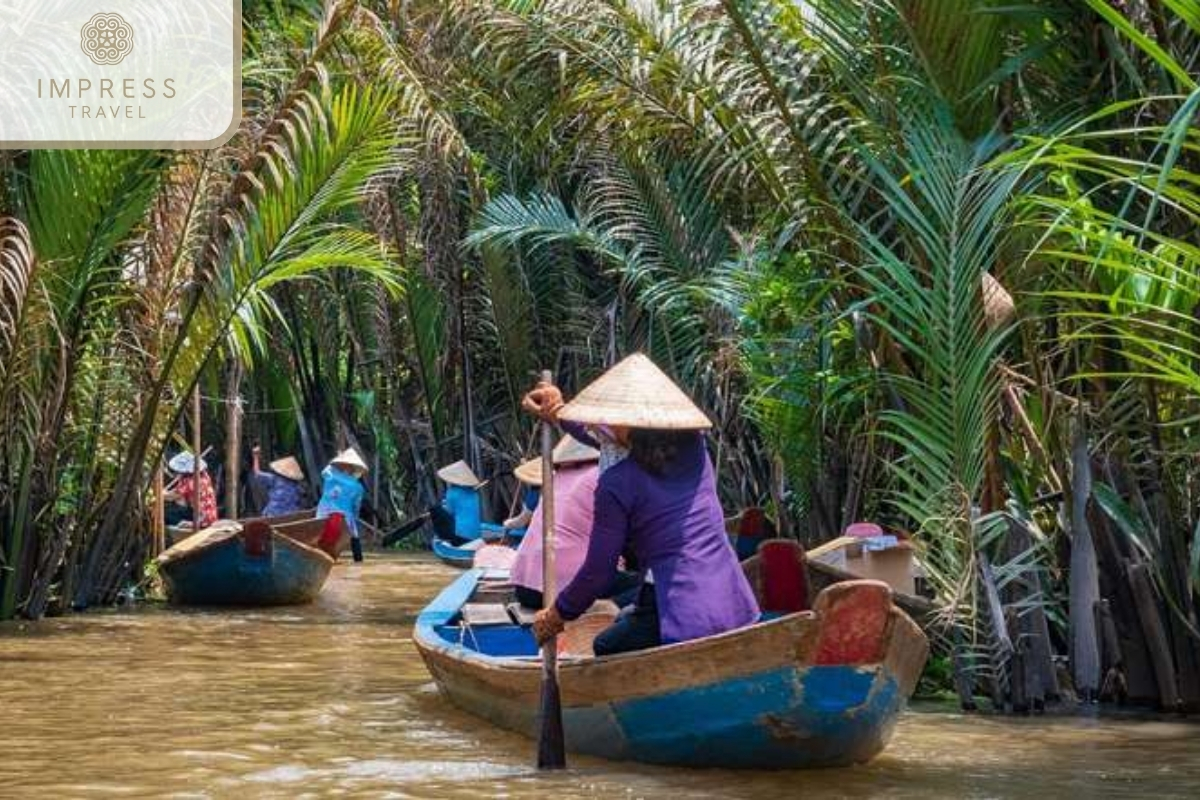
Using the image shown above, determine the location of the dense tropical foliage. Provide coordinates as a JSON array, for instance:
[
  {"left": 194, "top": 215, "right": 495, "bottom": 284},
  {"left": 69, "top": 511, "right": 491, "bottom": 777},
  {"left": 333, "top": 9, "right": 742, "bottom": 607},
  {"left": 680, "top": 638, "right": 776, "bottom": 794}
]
[{"left": 3, "top": 0, "right": 1200, "bottom": 710}]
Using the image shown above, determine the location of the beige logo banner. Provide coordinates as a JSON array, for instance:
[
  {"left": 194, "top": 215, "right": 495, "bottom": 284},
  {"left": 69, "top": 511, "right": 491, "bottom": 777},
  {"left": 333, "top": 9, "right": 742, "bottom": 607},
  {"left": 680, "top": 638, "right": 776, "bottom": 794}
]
[{"left": 0, "top": 0, "right": 241, "bottom": 149}]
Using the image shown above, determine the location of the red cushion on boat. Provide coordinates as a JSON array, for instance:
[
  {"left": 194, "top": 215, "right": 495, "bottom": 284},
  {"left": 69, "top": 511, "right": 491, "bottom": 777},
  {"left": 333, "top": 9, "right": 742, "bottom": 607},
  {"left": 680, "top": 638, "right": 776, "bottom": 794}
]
[
  {"left": 759, "top": 539, "right": 808, "bottom": 613},
  {"left": 243, "top": 520, "right": 271, "bottom": 557}
]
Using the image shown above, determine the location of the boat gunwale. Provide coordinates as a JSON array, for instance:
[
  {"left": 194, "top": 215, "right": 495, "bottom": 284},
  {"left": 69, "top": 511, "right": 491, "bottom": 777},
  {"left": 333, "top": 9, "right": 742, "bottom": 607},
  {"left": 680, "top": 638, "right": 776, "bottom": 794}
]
[{"left": 157, "top": 524, "right": 335, "bottom": 571}]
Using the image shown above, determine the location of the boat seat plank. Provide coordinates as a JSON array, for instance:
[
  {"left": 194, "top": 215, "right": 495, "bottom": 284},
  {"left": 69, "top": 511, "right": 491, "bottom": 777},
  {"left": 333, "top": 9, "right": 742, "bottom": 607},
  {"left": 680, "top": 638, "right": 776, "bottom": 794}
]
[
  {"left": 507, "top": 603, "right": 538, "bottom": 625},
  {"left": 462, "top": 603, "right": 513, "bottom": 626}
]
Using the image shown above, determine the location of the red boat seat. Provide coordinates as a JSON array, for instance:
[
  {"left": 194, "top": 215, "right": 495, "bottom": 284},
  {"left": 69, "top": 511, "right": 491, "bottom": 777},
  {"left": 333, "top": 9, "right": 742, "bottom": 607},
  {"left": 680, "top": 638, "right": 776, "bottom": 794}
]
[
  {"left": 813, "top": 580, "right": 891, "bottom": 665},
  {"left": 243, "top": 520, "right": 272, "bottom": 557},
  {"left": 758, "top": 538, "right": 809, "bottom": 613},
  {"left": 318, "top": 513, "right": 344, "bottom": 554}
]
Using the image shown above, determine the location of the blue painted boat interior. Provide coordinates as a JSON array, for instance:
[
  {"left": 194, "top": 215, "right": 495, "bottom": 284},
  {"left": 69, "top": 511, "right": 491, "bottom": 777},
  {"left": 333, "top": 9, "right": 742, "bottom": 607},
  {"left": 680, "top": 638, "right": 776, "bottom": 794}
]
[
  {"left": 433, "top": 614, "right": 788, "bottom": 657},
  {"left": 435, "top": 624, "right": 538, "bottom": 656}
]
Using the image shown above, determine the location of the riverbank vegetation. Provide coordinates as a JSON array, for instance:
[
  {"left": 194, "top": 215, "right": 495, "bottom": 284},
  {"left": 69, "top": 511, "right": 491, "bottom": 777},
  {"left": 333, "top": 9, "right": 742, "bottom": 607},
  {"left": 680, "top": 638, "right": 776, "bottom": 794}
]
[{"left": 3, "top": 0, "right": 1200, "bottom": 712}]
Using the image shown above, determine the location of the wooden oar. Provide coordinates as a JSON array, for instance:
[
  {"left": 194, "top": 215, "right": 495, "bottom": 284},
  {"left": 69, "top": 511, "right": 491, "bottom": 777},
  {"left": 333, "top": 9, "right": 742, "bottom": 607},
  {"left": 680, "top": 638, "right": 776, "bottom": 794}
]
[
  {"left": 536, "top": 368, "right": 566, "bottom": 770},
  {"left": 380, "top": 512, "right": 431, "bottom": 547}
]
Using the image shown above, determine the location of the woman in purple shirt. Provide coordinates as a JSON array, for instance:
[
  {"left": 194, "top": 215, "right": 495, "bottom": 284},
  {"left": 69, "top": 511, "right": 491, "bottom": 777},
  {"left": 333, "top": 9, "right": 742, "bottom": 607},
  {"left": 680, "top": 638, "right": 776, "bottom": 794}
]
[{"left": 525, "top": 354, "right": 760, "bottom": 656}]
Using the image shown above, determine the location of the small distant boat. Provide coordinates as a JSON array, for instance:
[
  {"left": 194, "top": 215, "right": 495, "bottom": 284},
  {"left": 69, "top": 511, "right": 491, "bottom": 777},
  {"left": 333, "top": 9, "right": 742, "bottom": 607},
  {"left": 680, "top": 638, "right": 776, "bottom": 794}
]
[
  {"left": 805, "top": 535, "right": 937, "bottom": 625},
  {"left": 156, "top": 515, "right": 342, "bottom": 606},
  {"left": 432, "top": 537, "right": 479, "bottom": 568},
  {"left": 432, "top": 520, "right": 515, "bottom": 569},
  {"left": 414, "top": 543, "right": 929, "bottom": 769}
]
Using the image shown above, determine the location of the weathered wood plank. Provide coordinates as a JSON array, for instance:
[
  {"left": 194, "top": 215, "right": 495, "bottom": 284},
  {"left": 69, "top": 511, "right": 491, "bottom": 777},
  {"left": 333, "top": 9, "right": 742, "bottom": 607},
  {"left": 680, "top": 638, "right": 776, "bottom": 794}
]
[
  {"left": 1126, "top": 560, "right": 1181, "bottom": 710},
  {"left": 1069, "top": 415, "right": 1101, "bottom": 700}
]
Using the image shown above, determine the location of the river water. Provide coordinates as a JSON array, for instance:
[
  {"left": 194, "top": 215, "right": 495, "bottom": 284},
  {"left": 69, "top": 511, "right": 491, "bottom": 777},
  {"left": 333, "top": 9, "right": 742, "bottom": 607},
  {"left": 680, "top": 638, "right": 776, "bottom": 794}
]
[{"left": 2, "top": 553, "right": 1199, "bottom": 799}]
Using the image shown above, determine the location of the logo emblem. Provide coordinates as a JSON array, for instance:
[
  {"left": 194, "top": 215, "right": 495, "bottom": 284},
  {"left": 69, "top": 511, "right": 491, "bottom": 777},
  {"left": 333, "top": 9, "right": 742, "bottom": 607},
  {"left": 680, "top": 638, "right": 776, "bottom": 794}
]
[{"left": 80, "top": 13, "right": 134, "bottom": 66}]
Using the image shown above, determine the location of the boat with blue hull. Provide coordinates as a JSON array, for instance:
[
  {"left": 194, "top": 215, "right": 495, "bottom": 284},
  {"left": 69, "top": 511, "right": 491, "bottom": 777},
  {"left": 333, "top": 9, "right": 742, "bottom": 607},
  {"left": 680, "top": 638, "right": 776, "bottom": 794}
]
[
  {"left": 413, "top": 545, "right": 929, "bottom": 769},
  {"left": 432, "top": 522, "right": 518, "bottom": 569},
  {"left": 432, "top": 536, "right": 477, "bottom": 568},
  {"left": 156, "top": 518, "right": 338, "bottom": 606}
]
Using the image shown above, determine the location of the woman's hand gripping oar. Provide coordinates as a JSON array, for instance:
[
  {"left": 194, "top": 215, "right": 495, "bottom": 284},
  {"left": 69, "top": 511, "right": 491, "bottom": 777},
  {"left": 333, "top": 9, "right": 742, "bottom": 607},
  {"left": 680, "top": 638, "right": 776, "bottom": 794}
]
[{"left": 528, "top": 369, "right": 566, "bottom": 769}]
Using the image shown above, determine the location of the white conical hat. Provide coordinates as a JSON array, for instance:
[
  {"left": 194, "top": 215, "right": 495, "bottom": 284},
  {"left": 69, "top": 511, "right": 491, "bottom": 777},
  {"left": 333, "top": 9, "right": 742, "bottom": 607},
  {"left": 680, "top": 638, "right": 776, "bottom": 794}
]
[
  {"left": 558, "top": 353, "right": 711, "bottom": 430},
  {"left": 437, "top": 459, "right": 482, "bottom": 487},
  {"left": 269, "top": 456, "right": 305, "bottom": 482},
  {"left": 331, "top": 447, "right": 368, "bottom": 473},
  {"left": 168, "top": 451, "right": 207, "bottom": 474},
  {"left": 512, "top": 435, "right": 600, "bottom": 486}
]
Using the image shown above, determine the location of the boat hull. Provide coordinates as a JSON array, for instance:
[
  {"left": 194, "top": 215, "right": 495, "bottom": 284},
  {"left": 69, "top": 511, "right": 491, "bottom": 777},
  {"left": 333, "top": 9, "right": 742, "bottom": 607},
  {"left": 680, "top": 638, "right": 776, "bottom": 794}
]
[
  {"left": 158, "top": 529, "right": 335, "bottom": 606},
  {"left": 414, "top": 569, "right": 928, "bottom": 769}
]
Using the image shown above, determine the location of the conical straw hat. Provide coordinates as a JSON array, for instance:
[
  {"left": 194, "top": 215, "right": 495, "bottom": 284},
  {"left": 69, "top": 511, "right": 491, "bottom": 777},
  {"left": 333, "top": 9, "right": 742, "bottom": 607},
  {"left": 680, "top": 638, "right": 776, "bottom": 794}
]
[
  {"left": 553, "top": 435, "right": 600, "bottom": 465},
  {"left": 558, "top": 353, "right": 711, "bottom": 430},
  {"left": 269, "top": 456, "right": 305, "bottom": 482},
  {"left": 512, "top": 435, "right": 600, "bottom": 485},
  {"left": 167, "top": 451, "right": 207, "bottom": 474},
  {"left": 331, "top": 447, "right": 368, "bottom": 473},
  {"left": 437, "top": 459, "right": 482, "bottom": 488},
  {"left": 513, "top": 457, "right": 542, "bottom": 487}
]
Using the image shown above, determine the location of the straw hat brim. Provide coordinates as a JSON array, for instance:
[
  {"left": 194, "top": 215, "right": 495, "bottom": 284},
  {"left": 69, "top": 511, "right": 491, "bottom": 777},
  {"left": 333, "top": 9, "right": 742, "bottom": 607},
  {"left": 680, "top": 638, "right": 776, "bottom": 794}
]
[
  {"left": 437, "top": 460, "right": 483, "bottom": 488},
  {"left": 557, "top": 352, "right": 711, "bottom": 430},
  {"left": 331, "top": 448, "right": 368, "bottom": 473},
  {"left": 269, "top": 456, "right": 305, "bottom": 482}
]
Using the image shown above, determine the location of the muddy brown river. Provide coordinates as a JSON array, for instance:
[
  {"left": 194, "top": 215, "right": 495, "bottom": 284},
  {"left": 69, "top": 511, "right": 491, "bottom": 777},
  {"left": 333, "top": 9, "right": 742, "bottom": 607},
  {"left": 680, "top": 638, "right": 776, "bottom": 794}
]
[{"left": 2, "top": 553, "right": 1199, "bottom": 798}]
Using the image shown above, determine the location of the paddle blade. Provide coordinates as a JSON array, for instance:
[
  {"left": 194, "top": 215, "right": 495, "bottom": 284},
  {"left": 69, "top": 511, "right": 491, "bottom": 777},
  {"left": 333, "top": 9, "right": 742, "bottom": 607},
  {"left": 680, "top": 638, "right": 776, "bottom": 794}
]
[{"left": 536, "top": 660, "right": 567, "bottom": 769}]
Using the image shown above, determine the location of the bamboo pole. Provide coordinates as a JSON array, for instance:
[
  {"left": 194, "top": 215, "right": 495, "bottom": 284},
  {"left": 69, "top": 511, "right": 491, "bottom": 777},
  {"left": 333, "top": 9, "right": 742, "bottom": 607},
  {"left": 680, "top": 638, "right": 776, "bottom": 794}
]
[
  {"left": 153, "top": 465, "right": 165, "bottom": 556},
  {"left": 192, "top": 385, "right": 203, "bottom": 528},
  {"left": 536, "top": 368, "right": 565, "bottom": 769},
  {"left": 224, "top": 363, "right": 243, "bottom": 519}
]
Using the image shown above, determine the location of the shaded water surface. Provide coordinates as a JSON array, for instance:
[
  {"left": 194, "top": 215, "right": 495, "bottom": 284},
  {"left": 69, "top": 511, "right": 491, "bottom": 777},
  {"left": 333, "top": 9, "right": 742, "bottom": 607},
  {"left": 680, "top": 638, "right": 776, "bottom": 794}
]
[{"left": 3, "top": 553, "right": 1199, "bottom": 798}]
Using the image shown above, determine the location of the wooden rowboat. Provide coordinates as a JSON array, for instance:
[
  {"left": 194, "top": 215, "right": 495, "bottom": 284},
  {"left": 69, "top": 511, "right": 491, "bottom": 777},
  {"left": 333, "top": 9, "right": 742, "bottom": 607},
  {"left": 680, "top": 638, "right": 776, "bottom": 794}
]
[
  {"left": 414, "top": 550, "right": 929, "bottom": 769},
  {"left": 156, "top": 519, "right": 336, "bottom": 606}
]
